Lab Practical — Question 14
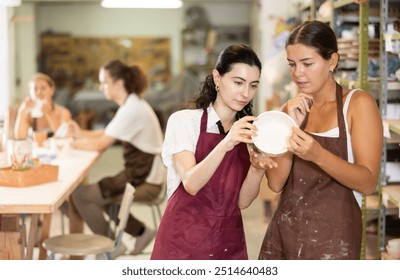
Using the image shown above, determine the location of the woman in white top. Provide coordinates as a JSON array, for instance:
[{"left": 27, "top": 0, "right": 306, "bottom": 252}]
[
  {"left": 258, "top": 20, "right": 383, "bottom": 260},
  {"left": 70, "top": 60, "right": 164, "bottom": 256},
  {"left": 151, "top": 44, "right": 274, "bottom": 260},
  {"left": 14, "top": 73, "right": 71, "bottom": 139}
]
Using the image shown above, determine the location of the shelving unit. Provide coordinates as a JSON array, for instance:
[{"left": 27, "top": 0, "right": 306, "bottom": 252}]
[
  {"left": 331, "top": 0, "right": 400, "bottom": 260},
  {"left": 378, "top": 0, "right": 400, "bottom": 260},
  {"left": 181, "top": 27, "right": 215, "bottom": 79},
  {"left": 331, "top": 0, "right": 372, "bottom": 260},
  {"left": 296, "top": 0, "right": 332, "bottom": 22},
  {"left": 181, "top": 25, "right": 250, "bottom": 81}
]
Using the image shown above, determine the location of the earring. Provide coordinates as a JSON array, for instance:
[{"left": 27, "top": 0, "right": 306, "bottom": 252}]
[
  {"left": 330, "top": 69, "right": 334, "bottom": 73},
  {"left": 215, "top": 86, "right": 219, "bottom": 92}
]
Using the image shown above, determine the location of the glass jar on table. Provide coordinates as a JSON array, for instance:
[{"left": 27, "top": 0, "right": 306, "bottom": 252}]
[{"left": 10, "top": 139, "right": 33, "bottom": 170}]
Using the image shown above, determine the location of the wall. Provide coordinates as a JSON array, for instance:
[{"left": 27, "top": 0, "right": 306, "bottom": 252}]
[
  {"left": 257, "top": 0, "right": 297, "bottom": 114},
  {"left": 0, "top": 7, "right": 13, "bottom": 121},
  {"left": 5, "top": 0, "right": 298, "bottom": 118},
  {"left": 13, "top": 3, "right": 36, "bottom": 105},
  {"left": 10, "top": 1, "right": 252, "bottom": 105}
]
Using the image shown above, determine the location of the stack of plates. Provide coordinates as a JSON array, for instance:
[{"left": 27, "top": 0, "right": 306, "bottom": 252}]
[{"left": 252, "top": 111, "right": 297, "bottom": 157}]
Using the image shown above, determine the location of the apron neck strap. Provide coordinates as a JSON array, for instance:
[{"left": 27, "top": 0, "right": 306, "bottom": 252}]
[{"left": 200, "top": 108, "right": 208, "bottom": 133}]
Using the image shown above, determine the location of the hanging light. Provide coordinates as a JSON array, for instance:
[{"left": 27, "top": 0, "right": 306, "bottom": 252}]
[
  {"left": 0, "top": 0, "right": 21, "bottom": 7},
  {"left": 101, "top": 0, "right": 183, "bottom": 9}
]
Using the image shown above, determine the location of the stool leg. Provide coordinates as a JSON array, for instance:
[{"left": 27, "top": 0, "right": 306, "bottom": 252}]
[
  {"left": 61, "top": 212, "right": 65, "bottom": 235},
  {"left": 150, "top": 206, "right": 157, "bottom": 230},
  {"left": 107, "top": 205, "right": 114, "bottom": 238},
  {"left": 47, "top": 252, "right": 55, "bottom": 260},
  {"left": 107, "top": 204, "right": 119, "bottom": 238},
  {"left": 155, "top": 205, "right": 162, "bottom": 222}
]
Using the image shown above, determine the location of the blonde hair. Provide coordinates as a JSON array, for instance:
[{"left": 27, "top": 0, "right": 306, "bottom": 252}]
[{"left": 29, "top": 73, "right": 56, "bottom": 89}]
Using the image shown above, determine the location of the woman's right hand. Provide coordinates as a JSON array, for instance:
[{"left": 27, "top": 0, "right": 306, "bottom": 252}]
[
  {"left": 285, "top": 93, "right": 313, "bottom": 126},
  {"left": 19, "top": 97, "right": 35, "bottom": 115},
  {"left": 220, "top": 116, "right": 257, "bottom": 152},
  {"left": 66, "top": 120, "right": 81, "bottom": 138}
]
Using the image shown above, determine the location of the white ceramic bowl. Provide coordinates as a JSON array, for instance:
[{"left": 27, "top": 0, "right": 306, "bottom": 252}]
[
  {"left": 386, "top": 244, "right": 400, "bottom": 259},
  {"left": 388, "top": 238, "right": 400, "bottom": 249},
  {"left": 252, "top": 111, "right": 297, "bottom": 157}
]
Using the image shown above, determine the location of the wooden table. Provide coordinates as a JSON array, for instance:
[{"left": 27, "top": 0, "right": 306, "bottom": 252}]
[
  {"left": 384, "top": 119, "right": 400, "bottom": 135},
  {"left": 0, "top": 148, "right": 99, "bottom": 259}
]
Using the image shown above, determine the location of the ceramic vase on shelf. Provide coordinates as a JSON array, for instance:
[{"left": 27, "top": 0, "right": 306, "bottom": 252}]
[{"left": 33, "top": 130, "right": 48, "bottom": 147}]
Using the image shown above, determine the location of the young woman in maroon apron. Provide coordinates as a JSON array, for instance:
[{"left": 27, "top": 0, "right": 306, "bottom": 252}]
[
  {"left": 257, "top": 21, "right": 383, "bottom": 259},
  {"left": 151, "top": 44, "right": 273, "bottom": 260}
]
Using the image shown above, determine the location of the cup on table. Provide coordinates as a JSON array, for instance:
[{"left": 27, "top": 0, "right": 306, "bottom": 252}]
[
  {"left": 50, "top": 137, "right": 73, "bottom": 158},
  {"left": 10, "top": 139, "right": 33, "bottom": 170},
  {"left": 33, "top": 130, "right": 48, "bottom": 147}
]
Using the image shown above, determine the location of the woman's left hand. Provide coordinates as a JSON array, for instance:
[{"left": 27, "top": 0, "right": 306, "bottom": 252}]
[
  {"left": 247, "top": 144, "right": 278, "bottom": 170},
  {"left": 287, "top": 127, "right": 322, "bottom": 161}
]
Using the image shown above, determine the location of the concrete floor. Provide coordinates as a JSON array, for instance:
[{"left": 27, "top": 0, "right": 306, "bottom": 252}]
[
  {"left": 34, "top": 145, "right": 391, "bottom": 260},
  {"left": 34, "top": 146, "right": 268, "bottom": 260},
  {"left": 93, "top": 146, "right": 268, "bottom": 260}
]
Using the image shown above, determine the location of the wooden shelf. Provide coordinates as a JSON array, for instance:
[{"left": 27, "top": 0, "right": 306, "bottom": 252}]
[
  {"left": 384, "top": 119, "right": 400, "bottom": 135},
  {"left": 387, "top": 131, "right": 400, "bottom": 144},
  {"left": 382, "top": 185, "right": 400, "bottom": 217},
  {"left": 366, "top": 194, "right": 397, "bottom": 210},
  {"left": 365, "top": 194, "right": 398, "bottom": 221},
  {"left": 385, "top": 33, "right": 400, "bottom": 41},
  {"left": 333, "top": 0, "right": 355, "bottom": 9},
  {"left": 298, "top": 2, "right": 311, "bottom": 12}
]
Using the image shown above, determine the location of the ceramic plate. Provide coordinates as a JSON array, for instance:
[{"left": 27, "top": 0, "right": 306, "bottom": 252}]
[{"left": 252, "top": 111, "right": 297, "bottom": 156}]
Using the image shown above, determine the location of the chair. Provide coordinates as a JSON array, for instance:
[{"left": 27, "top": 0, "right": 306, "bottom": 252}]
[
  {"left": 42, "top": 183, "right": 135, "bottom": 260},
  {"left": 135, "top": 179, "right": 167, "bottom": 230},
  {"left": 107, "top": 179, "right": 167, "bottom": 236}
]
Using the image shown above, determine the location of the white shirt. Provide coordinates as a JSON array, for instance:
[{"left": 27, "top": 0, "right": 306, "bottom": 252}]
[
  {"left": 105, "top": 94, "right": 165, "bottom": 185},
  {"left": 311, "top": 89, "right": 362, "bottom": 207},
  {"left": 162, "top": 105, "right": 221, "bottom": 198}
]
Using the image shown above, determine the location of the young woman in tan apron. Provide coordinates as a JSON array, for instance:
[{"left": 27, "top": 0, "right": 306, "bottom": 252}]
[{"left": 257, "top": 21, "right": 383, "bottom": 260}]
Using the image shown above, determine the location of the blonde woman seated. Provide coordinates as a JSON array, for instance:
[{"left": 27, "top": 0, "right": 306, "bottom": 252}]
[{"left": 14, "top": 73, "right": 71, "bottom": 139}]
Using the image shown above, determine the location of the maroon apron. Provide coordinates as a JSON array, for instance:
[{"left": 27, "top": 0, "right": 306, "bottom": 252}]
[
  {"left": 259, "top": 83, "right": 362, "bottom": 260},
  {"left": 151, "top": 109, "right": 250, "bottom": 260}
]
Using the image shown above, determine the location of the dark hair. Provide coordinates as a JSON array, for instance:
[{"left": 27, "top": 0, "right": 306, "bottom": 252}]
[
  {"left": 102, "top": 59, "right": 148, "bottom": 95},
  {"left": 194, "top": 43, "right": 262, "bottom": 117},
  {"left": 286, "top": 20, "right": 339, "bottom": 67}
]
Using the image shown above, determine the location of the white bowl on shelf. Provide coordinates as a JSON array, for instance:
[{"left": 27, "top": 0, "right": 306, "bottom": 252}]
[
  {"left": 388, "top": 238, "right": 400, "bottom": 249},
  {"left": 386, "top": 244, "right": 400, "bottom": 259}
]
